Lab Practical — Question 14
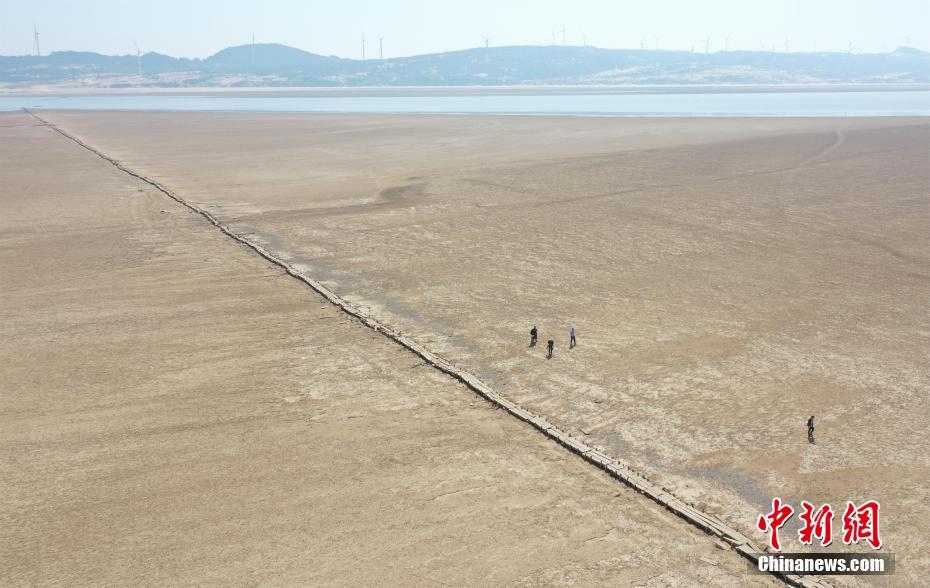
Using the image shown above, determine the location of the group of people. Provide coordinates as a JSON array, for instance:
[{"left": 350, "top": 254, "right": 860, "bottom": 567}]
[
  {"left": 530, "top": 325, "right": 576, "bottom": 359},
  {"left": 529, "top": 324, "right": 818, "bottom": 444}
]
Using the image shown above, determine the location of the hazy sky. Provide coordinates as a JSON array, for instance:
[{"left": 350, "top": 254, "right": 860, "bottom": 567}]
[{"left": 3, "top": 0, "right": 928, "bottom": 58}]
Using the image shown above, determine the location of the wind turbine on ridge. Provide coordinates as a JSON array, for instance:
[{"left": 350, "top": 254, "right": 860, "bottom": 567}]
[{"left": 132, "top": 39, "right": 142, "bottom": 76}]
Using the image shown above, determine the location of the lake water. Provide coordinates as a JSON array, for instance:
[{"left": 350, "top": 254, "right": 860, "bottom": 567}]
[{"left": 2, "top": 90, "right": 929, "bottom": 116}]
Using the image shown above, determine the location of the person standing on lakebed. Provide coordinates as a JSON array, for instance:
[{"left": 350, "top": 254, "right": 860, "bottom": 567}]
[
  {"left": 530, "top": 325, "right": 538, "bottom": 347},
  {"left": 808, "top": 416, "right": 815, "bottom": 444},
  {"left": 569, "top": 327, "right": 576, "bottom": 349},
  {"left": 547, "top": 339, "right": 554, "bottom": 359}
]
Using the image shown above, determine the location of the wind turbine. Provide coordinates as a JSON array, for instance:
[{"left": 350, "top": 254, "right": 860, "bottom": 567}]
[
  {"left": 362, "top": 35, "right": 366, "bottom": 60},
  {"left": 724, "top": 35, "right": 730, "bottom": 51},
  {"left": 654, "top": 35, "right": 660, "bottom": 50},
  {"left": 379, "top": 37, "right": 383, "bottom": 60},
  {"left": 560, "top": 26, "right": 566, "bottom": 46},
  {"left": 639, "top": 36, "right": 646, "bottom": 50},
  {"left": 784, "top": 35, "right": 790, "bottom": 53},
  {"left": 704, "top": 37, "right": 711, "bottom": 53},
  {"left": 33, "top": 24, "right": 41, "bottom": 57},
  {"left": 132, "top": 39, "right": 142, "bottom": 76}
]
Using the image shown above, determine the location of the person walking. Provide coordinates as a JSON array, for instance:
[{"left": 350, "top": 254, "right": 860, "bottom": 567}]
[
  {"left": 807, "top": 415, "right": 815, "bottom": 444},
  {"left": 569, "top": 327, "right": 576, "bottom": 349},
  {"left": 547, "top": 339, "right": 554, "bottom": 359},
  {"left": 530, "top": 325, "right": 538, "bottom": 347}
]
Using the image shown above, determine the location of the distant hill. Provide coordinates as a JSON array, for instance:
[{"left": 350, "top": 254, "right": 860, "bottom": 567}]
[
  {"left": 2, "top": 43, "right": 928, "bottom": 88},
  {"left": 207, "top": 44, "right": 346, "bottom": 71}
]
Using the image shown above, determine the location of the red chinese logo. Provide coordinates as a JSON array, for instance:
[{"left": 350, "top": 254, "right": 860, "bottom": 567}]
[
  {"left": 757, "top": 497, "right": 794, "bottom": 551},
  {"left": 842, "top": 500, "right": 882, "bottom": 549},
  {"left": 758, "top": 498, "right": 882, "bottom": 551},
  {"left": 798, "top": 501, "right": 834, "bottom": 546}
]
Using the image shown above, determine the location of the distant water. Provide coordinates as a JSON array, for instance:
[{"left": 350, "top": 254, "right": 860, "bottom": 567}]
[{"left": 2, "top": 90, "right": 929, "bottom": 116}]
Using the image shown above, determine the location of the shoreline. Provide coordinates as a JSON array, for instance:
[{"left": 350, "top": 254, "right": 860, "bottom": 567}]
[
  {"left": 3, "top": 88, "right": 929, "bottom": 117},
  {"left": 3, "top": 82, "right": 929, "bottom": 98}
]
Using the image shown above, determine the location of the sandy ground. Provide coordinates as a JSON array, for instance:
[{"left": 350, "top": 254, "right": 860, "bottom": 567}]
[
  {"left": 8, "top": 110, "right": 928, "bottom": 585},
  {"left": 0, "top": 112, "right": 786, "bottom": 586}
]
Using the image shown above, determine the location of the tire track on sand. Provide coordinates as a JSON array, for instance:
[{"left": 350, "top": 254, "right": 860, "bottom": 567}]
[{"left": 25, "top": 109, "right": 826, "bottom": 588}]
